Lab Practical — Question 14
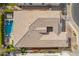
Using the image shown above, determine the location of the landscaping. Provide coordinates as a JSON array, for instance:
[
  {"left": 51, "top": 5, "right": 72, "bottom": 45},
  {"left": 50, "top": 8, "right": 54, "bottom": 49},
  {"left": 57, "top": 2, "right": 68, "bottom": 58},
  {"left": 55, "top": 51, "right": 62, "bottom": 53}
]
[
  {"left": 0, "top": 3, "right": 16, "bottom": 55},
  {"left": 8, "top": 3, "right": 16, "bottom": 7},
  {"left": 0, "top": 44, "right": 16, "bottom": 56},
  {"left": 4, "top": 9, "right": 13, "bottom": 13},
  {"left": 3, "top": 3, "right": 16, "bottom": 13},
  {"left": 0, "top": 14, "right": 3, "bottom": 47},
  {"left": 5, "top": 45, "right": 16, "bottom": 52}
]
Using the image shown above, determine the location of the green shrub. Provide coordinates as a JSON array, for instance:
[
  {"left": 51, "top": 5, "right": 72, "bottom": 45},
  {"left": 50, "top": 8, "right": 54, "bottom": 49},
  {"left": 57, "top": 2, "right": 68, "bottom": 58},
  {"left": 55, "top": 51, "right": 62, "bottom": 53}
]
[
  {"left": 4, "top": 9, "right": 13, "bottom": 13},
  {"left": 5, "top": 44, "right": 16, "bottom": 53},
  {"left": 21, "top": 48, "right": 27, "bottom": 53}
]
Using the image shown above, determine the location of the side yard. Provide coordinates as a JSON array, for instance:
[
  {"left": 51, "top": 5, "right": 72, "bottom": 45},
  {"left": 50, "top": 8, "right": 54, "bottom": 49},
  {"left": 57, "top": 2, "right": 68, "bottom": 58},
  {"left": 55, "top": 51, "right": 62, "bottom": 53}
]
[{"left": 0, "top": 14, "right": 3, "bottom": 47}]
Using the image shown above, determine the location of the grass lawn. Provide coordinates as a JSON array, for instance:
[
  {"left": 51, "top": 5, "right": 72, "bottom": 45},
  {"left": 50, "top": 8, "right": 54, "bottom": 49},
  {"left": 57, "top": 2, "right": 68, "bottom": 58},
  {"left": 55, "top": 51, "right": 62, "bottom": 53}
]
[{"left": 0, "top": 14, "right": 2, "bottom": 48}]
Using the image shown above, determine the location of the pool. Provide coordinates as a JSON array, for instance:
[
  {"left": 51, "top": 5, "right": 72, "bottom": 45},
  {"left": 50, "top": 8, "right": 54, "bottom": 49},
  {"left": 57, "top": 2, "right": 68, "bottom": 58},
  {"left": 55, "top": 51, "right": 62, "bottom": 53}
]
[{"left": 4, "top": 20, "right": 13, "bottom": 37}]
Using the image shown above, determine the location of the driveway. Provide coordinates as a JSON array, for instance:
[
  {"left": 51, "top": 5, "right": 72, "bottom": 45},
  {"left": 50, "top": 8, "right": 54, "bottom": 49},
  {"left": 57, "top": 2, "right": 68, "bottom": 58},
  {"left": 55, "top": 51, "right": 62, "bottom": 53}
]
[{"left": 72, "top": 3, "right": 79, "bottom": 26}]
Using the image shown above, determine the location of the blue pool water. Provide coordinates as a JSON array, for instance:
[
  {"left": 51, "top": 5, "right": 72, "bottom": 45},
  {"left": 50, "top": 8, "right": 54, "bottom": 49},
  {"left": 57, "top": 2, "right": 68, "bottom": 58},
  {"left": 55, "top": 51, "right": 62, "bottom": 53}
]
[{"left": 4, "top": 20, "right": 13, "bottom": 37}]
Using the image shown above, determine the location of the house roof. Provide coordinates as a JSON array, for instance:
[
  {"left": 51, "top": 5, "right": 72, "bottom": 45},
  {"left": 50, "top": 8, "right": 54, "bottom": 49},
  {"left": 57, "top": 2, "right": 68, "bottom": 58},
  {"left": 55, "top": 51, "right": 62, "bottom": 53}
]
[
  {"left": 12, "top": 10, "right": 68, "bottom": 48},
  {"left": 13, "top": 10, "right": 61, "bottom": 45},
  {"left": 15, "top": 31, "right": 68, "bottom": 48}
]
